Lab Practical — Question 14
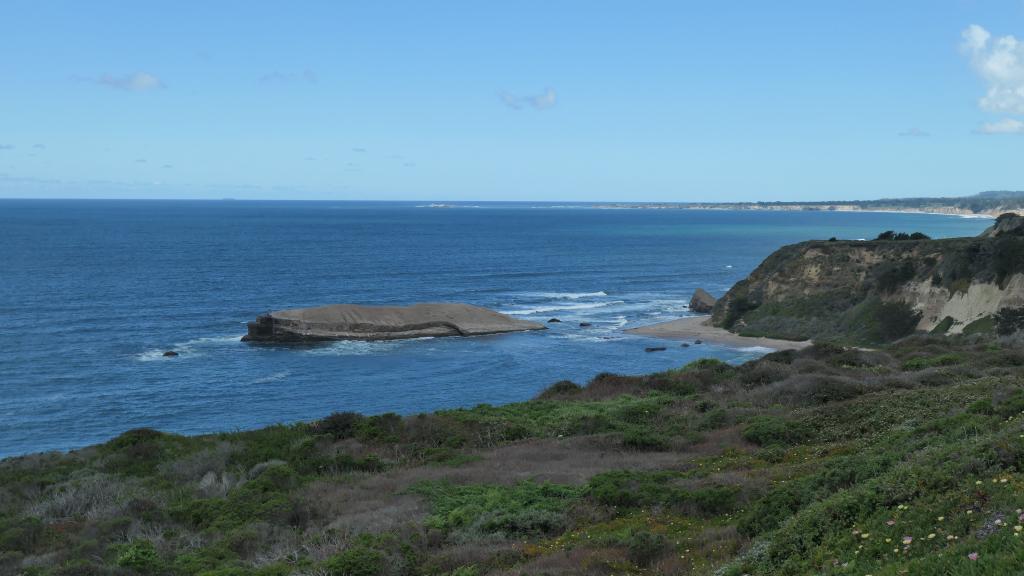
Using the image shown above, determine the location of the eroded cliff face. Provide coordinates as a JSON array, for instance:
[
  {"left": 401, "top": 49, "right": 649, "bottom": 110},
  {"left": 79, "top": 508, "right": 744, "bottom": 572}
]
[{"left": 710, "top": 214, "right": 1024, "bottom": 343}]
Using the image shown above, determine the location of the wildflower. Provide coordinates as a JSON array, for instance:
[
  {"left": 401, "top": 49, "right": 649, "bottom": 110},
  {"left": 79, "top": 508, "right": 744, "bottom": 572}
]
[
  {"left": 968, "top": 552, "right": 979, "bottom": 561},
  {"left": 902, "top": 536, "right": 913, "bottom": 545},
  {"left": 976, "top": 480, "right": 983, "bottom": 485},
  {"left": 946, "top": 535, "right": 955, "bottom": 541},
  {"left": 937, "top": 516, "right": 945, "bottom": 521},
  {"left": 862, "top": 533, "right": 870, "bottom": 539},
  {"left": 1001, "top": 478, "right": 1009, "bottom": 483},
  {"left": 886, "top": 519, "right": 896, "bottom": 526},
  {"left": 928, "top": 533, "right": 936, "bottom": 539},
  {"left": 885, "top": 538, "right": 892, "bottom": 543}
]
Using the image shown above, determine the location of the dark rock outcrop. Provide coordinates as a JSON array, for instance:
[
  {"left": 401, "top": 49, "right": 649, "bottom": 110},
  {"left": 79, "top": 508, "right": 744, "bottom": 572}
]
[
  {"left": 689, "top": 288, "right": 717, "bottom": 313},
  {"left": 548, "top": 318, "right": 561, "bottom": 323},
  {"left": 645, "top": 347, "right": 667, "bottom": 352},
  {"left": 242, "top": 303, "right": 545, "bottom": 343},
  {"left": 162, "top": 351, "right": 179, "bottom": 357}
]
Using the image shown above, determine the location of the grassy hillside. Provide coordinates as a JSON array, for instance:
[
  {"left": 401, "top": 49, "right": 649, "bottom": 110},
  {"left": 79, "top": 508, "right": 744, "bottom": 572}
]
[{"left": 5, "top": 336, "right": 1024, "bottom": 575}]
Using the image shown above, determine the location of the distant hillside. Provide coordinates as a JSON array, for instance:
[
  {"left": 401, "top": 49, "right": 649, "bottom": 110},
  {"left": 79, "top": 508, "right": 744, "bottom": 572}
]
[{"left": 710, "top": 213, "right": 1024, "bottom": 345}]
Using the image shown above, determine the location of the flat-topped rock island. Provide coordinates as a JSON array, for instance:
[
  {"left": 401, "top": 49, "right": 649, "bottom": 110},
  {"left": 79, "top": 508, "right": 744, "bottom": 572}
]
[{"left": 242, "top": 303, "right": 546, "bottom": 342}]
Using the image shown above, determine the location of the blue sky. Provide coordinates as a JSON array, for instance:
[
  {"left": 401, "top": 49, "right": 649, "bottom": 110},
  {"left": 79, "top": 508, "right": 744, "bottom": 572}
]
[{"left": 0, "top": 1, "right": 1022, "bottom": 201}]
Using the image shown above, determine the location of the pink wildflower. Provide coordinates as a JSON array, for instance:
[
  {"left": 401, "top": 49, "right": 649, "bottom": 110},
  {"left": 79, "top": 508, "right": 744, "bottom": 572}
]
[{"left": 968, "top": 552, "right": 980, "bottom": 561}]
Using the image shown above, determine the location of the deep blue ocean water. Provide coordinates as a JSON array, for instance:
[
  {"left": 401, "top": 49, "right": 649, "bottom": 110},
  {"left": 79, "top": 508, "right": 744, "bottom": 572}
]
[{"left": 0, "top": 200, "right": 992, "bottom": 458}]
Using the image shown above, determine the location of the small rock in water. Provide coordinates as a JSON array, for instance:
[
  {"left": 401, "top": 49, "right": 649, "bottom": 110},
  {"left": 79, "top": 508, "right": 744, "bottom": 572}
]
[
  {"left": 548, "top": 318, "right": 561, "bottom": 323},
  {"left": 645, "top": 346, "right": 667, "bottom": 352},
  {"left": 163, "top": 351, "right": 179, "bottom": 357},
  {"left": 694, "top": 339, "right": 703, "bottom": 345},
  {"left": 579, "top": 322, "right": 592, "bottom": 327},
  {"left": 681, "top": 343, "right": 690, "bottom": 348}
]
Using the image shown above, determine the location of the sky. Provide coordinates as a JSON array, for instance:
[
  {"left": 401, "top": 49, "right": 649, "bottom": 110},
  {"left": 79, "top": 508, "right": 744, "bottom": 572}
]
[{"left": 0, "top": 0, "right": 1022, "bottom": 201}]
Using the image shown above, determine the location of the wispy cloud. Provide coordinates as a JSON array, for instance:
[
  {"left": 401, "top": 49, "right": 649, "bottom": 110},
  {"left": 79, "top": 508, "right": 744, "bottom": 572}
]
[
  {"left": 258, "top": 69, "right": 318, "bottom": 85},
  {"left": 0, "top": 145, "right": 14, "bottom": 151},
  {"left": 499, "top": 87, "right": 557, "bottom": 110},
  {"left": 898, "top": 128, "right": 931, "bottom": 137},
  {"left": 32, "top": 144, "right": 45, "bottom": 149},
  {"left": 976, "top": 118, "right": 1024, "bottom": 134},
  {"left": 961, "top": 25, "right": 1024, "bottom": 114},
  {"left": 352, "top": 147, "right": 367, "bottom": 153},
  {"left": 87, "top": 72, "right": 164, "bottom": 91}
]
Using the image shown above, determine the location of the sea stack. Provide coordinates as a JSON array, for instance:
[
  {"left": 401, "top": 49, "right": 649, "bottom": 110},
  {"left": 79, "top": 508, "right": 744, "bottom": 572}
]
[
  {"left": 689, "top": 288, "right": 718, "bottom": 313},
  {"left": 242, "top": 303, "right": 545, "bottom": 342}
]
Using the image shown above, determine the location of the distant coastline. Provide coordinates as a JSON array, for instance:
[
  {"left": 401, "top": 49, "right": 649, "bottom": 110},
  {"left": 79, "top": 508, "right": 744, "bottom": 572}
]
[{"left": 590, "top": 202, "right": 1006, "bottom": 218}]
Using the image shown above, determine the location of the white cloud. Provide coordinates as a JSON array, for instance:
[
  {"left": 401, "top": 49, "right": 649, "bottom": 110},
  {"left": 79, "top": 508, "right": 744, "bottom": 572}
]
[
  {"left": 499, "top": 88, "right": 557, "bottom": 110},
  {"left": 976, "top": 118, "right": 1024, "bottom": 134},
  {"left": 94, "top": 72, "right": 164, "bottom": 91},
  {"left": 961, "top": 25, "right": 1024, "bottom": 114}
]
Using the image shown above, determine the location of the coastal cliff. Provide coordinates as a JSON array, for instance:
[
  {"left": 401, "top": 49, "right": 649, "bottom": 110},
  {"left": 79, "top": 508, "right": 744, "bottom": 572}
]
[
  {"left": 711, "top": 213, "right": 1024, "bottom": 344},
  {"left": 242, "top": 303, "right": 545, "bottom": 342}
]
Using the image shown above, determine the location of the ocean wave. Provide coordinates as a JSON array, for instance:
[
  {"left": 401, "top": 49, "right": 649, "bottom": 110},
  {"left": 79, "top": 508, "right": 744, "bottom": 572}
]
[
  {"left": 531, "top": 291, "right": 608, "bottom": 300},
  {"left": 253, "top": 371, "right": 290, "bottom": 384},
  {"left": 737, "top": 346, "right": 777, "bottom": 354},
  {"left": 135, "top": 334, "right": 245, "bottom": 362},
  {"left": 552, "top": 333, "right": 627, "bottom": 343},
  {"left": 501, "top": 300, "right": 625, "bottom": 315}
]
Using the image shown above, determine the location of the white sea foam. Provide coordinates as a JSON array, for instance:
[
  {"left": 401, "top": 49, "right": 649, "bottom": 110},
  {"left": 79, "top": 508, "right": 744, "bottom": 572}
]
[
  {"left": 531, "top": 291, "right": 608, "bottom": 300},
  {"left": 737, "top": 346, "right": 776, "bottom": 354},
  {"left": 135, "top": 334, "right": 245, "bottom": 362},
  {"left": 501, "top": 300, "right": 624, "bottom": 315},
  {"left": 253, "top": 371, "right": 290, "bottom": 384}
]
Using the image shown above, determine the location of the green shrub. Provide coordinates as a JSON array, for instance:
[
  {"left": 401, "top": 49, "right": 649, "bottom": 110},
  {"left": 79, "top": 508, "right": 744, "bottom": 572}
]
[
  {"left": 963, "top": 315, "right": 996, "bottom": 335},
  {"left": 995, "top": 307, "right": 1024, "bottom": 336},
  {"left": 742, "top": 416, "right": 810, "bottom": 446},
  {"left": 0, "top": 517, "right": 47, "bottom": 553},
  {"left": 623, "top": 529, "right": 668, "bottom": 566},
  {"left": 620, "top": 429, "right": 669, "bottom": 451},
  {"left": 115, "top": 540, "right": 160, "bottom": 573},
  {"left": 536, "top": 380, "right": 583, "bottom": 399},
  {"left": 901, "top": 353, "right": 963, "bottom": 371},
  {"left": 325, "top": 546, "right": 385, "bottom": 576},
  {"left": 930, "top": 316, "right": 956, "bottom": 334},
  {"left": 411, "top": 481, "right": 582, "bottom": 537},
  {"left": 318, "top": 412, "right": 365, "bottom": 439},
  {"left": 586, "top": 471, "right": 738, "bottom": 516}
]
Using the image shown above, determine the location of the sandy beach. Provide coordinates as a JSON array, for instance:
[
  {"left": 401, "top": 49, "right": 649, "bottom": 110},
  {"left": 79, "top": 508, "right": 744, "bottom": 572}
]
[{"left": 626, "top": 315, "right": 812, "bottom": 351}]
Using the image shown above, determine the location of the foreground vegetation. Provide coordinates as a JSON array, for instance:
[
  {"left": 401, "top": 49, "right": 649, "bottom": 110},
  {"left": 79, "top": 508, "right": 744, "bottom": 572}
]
[{"left": 5, "top": 335, "right": 1024, "bottom": 575}]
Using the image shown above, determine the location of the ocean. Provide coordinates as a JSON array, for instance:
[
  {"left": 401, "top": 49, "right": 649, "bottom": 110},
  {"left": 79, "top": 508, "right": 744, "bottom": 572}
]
[{"left": 0, "top": 200, "right": 992, "bottom": 458}]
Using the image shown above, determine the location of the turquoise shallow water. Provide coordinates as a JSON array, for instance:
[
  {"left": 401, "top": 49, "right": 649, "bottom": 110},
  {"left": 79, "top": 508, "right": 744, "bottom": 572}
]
[{"left": 0, "top": 200, "right": 991, "bottom": 457}]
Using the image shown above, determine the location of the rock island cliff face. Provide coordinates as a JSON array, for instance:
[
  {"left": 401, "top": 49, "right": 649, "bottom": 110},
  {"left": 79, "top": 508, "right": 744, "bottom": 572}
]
[
  {"left": 710, "top": 214, "right": 1024, "bottom": 344},
  {"left": 243, "top": 303, "right": 545, "bottom": 342}
]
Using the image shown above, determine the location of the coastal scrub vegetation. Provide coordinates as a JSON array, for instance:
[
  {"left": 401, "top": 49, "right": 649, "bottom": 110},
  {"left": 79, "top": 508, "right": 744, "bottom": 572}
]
[{"left": 5, "top": 335, "right": 1024, "bottom": 574}]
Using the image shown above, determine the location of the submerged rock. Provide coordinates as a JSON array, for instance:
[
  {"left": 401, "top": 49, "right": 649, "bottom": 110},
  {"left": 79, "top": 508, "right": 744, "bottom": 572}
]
[
  {"left": 548, "top": 318, "right": 561, "bottom": 323},
  {"left": 162, "top": 351, "right": 179, "bottom": 357},
  {"left": 645, "top": 346, "right": 667, "bottom": 352},
  {"left": 241, "top": 303, "right": 545, "bottom": 343},
  {"left": 689, "top": 288, "right": 718, "bottom": 314},
  {"left": 579, "top": 322, "right": 592, "bottom": 328}
]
